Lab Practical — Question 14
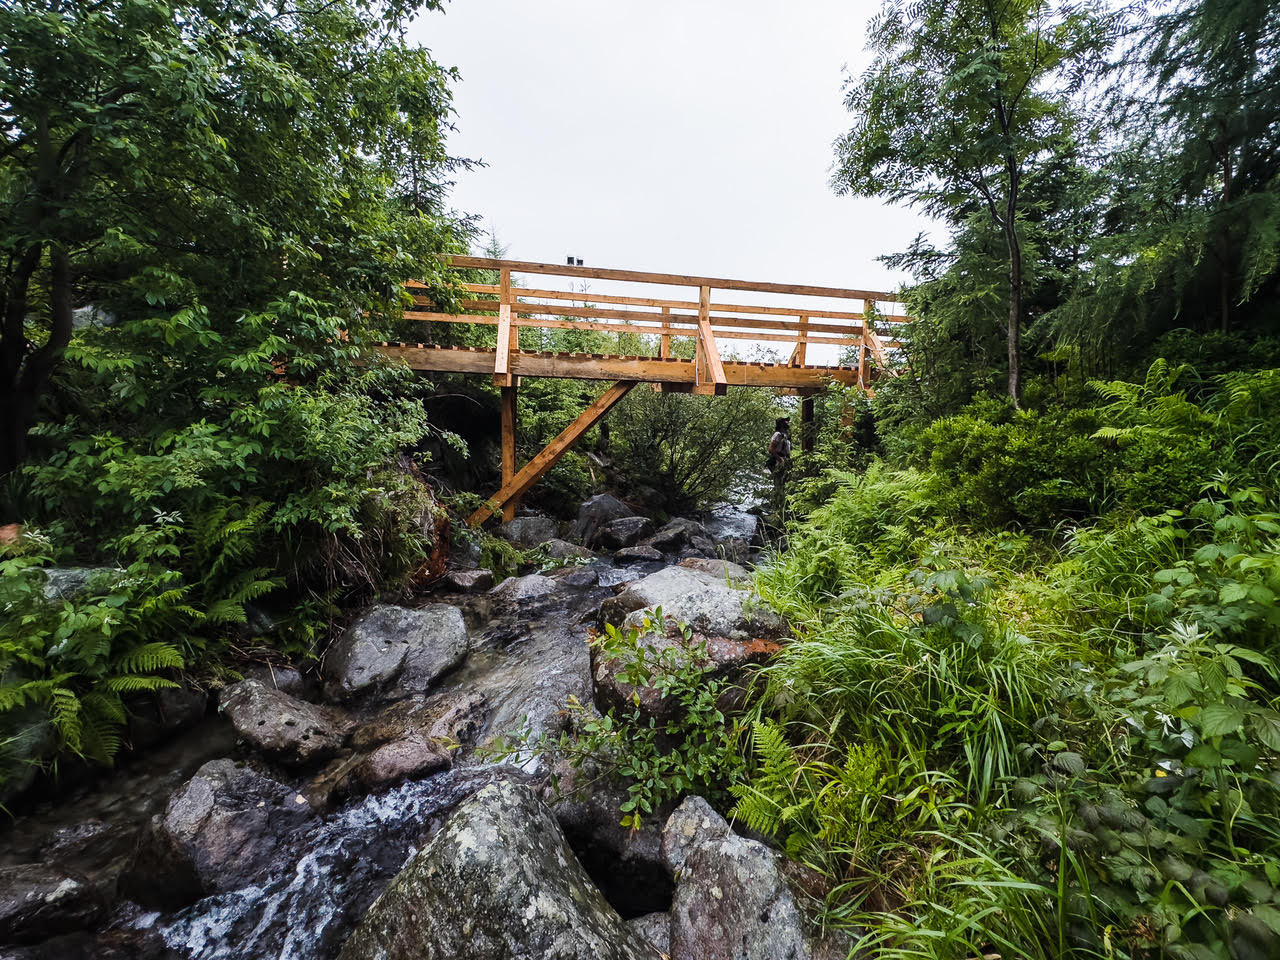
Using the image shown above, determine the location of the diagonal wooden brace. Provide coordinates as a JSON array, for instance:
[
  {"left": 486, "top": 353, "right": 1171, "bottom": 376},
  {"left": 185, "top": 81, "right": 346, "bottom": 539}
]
[{"left": 468, "top": 380, "right": 639, "bottom": 526}]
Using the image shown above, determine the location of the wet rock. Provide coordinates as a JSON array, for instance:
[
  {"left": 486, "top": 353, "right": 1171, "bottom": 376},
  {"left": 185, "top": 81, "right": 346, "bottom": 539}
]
[
  {"left": 240, "top": 663, "right": 306, "bottom": 696},
  {"left": 121, "top": 758, "right": 315, "bottom": 911},
  {"left": 0, "top": 864, "right": 102, "bottom": 945},
  {"left": 220, "top": 679, "right": 350, "bottom": 766},
  {"left": 602, "top": 565, "right": 785, "bottom": 640},
  {"left": 544, "top": 538, "right": 595, "bottom": 560},
  {"left": 615, "top": 545, "right": 663, "bottom": 563},
  {"left": 599, "top": 516, "right": 655, "bottom": 550},
  {"left": 126, "top": 684, "right": 209, "bottom": 751},
  {"left": 627, "top": 913, "right": 672, "bottom": 956},
  {"left": 36, "top": 820, "right": 136, "bottom": 897},
  {"left": 661, "top": 795, "right": 731, "bottom": 874},
  {"left": 39, "top": 567, "right": 122, "bottom": 601},
  {"left": 501, "top": 515, "right": 560, "bottom": 547},
  {"left": 355, "top": 734, "right": 450, "bottom": 790},
  {"left": 489, "top": 573, "right": 557, "bottom": 603},
  {"left": 323, "top": 603, "right": 468, "bottom": 702},
  {"left": 662, "top": 797, "right": 851, "bottom": 960},
  {"left": 443, "top": 568, "right": 494, "bottom": 592},
  {"left": 571, "top": 494, "right": 635, "bottom": 542},
  {"left": 592, "top": 617, "right": 781, "bottom": 724},
  {"left": 306, "top": 691, "right": 488, "bottom": 805},
  {"left": 351, "top": 690, "right": 489, "bottom": 753},
  {"left": 336, "top": 779, "right": 661, "bottom": 960},
  {"left": 643, "top": 518, "right": 712, "bottom": 555},
  {"left": 550, "top": 565, "right": 601, "bottom": 588},
  {"left": 551, "top": 763, "right": 674, "bottom": 919},
  {"left": 678, "top": 557, "right": 749, "bottom": 582}
]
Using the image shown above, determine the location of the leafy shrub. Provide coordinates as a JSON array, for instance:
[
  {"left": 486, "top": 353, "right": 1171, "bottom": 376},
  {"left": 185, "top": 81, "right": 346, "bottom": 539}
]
[
  {"left": 915, "top": 403, "right": 1112, "bottom": 527},
  {"left": 0, "top": 530, "right": 194, "bottom": 786},
  {"left": 609, "top": 387, "right": 779, "bottom": 513},
  {"left": 494, "top": 610, "right": 746, "bottom": 828}
]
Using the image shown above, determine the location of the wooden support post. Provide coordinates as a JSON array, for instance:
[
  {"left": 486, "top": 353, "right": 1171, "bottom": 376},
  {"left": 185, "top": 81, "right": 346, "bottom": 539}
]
[
  {"left": 500, "top": 384, "right": 518, "bottom": 522},
  {"left": 494, "top": 268, "right": 516, "bottom": 387},
  {"left": 858, "top": 341, "right": 868, "bottom": 388},
  {"left": 660, "top": 306, "right": 671, "bottom": 359},
  {"left": 468, "top": 380, "right": 639, "bottom": 526},
  {"left": 788, "top": 315, "right": 808, "bottom": 367},
  {"left": 801, "top": 394, "right": 815, "bottom": 453},
  {"left": 693, "top": 285, "right": 726, "bottom": 396}
]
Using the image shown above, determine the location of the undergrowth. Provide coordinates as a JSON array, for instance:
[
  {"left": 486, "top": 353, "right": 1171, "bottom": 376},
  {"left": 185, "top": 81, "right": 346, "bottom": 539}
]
[{"left": 741, "top": 365, "right": 1280, "bottom": 959}]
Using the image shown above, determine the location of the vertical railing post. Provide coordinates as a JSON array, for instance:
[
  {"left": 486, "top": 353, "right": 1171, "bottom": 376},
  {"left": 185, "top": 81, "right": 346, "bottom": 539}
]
[
  {"left": 660, "top": 306, "right": 671, "bottom": 359},
  {"left": 500, "top": 382, "right": 518, "bottom": 522},
  {"left": 795, "top": 314, "right": 808, "bottom": 367},
  {"left": 494, "top": 267, "right": 516, "bottom": 387}
]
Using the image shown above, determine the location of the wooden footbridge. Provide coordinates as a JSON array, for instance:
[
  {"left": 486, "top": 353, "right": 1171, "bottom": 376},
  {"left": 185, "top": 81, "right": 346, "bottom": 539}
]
[{"left": 375, "top": 256, "right": 909, "bottom": 524}]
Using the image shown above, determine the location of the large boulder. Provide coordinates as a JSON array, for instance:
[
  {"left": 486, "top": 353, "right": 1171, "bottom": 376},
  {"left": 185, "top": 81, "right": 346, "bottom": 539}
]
[
  {"left": 323, "top": 604, "right": 468, "bottom": 702},
  {"left": 0, "top": 864, "right": 102, "bottom": 946},
  {"left": 601, "top": 565, "right": 784, "bottom": 640},
  {"left": 544, "top": 538, "right": 595, "bottom": 561},
  {"left": 598, "top": 517, "right": 655, "bottom": 551},
  {"left": 121, "top": 759, "right": 315, "bottom": 911},
  {"left": 306, "top": 691, "right": 489, "bottom": 805},
  {"left": 39, "top": 567, "right": 123, "bottom": 602},
  {"left": 336, "top": 780, "right": 662, "bottom": 960},
  {"left": 501, "top": 516, "right": 560, "bottom": 547},
  {"left": 614, "top": 545, "right": 663, "bottom": 563},
  {"left": 488, "top": 573, "right": 557, "bottom": 604},
  {"left": 442, "top": 568, "right": 494, "bottom": 593},
  {"left": 662, "top": 797, "right": 851, "bottom": 960},
  {"left": 571, "top": 494, "right": 635, "bottom": 543},
  {"left": 550, "top": 759, "right": 674, "bottom": 920},
  {"left": 643, "top": 518, "right": 717, "bottom": 557},
  {"left": 220, "top": 679, "right": 350, "bottom": 766}
]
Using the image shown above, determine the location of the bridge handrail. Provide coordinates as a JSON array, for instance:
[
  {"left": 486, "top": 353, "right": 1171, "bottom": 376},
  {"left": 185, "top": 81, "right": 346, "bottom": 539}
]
[{"left": 407, "top": 255, "right": 911, "bottom": 389}]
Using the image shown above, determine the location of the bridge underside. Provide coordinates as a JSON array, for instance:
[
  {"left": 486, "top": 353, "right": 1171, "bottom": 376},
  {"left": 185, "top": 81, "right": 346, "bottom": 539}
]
[{"left": 376, "top": 343, "right": 863, "bottom": 392}]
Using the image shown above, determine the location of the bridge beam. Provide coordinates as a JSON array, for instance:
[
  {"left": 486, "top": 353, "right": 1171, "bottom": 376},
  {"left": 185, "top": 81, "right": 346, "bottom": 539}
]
[
  {"left": 468, "top": 380, "right": 639, "bottom": 527},
  {"left": 500, "top": 384, "right": 518, "bottom": 522}
]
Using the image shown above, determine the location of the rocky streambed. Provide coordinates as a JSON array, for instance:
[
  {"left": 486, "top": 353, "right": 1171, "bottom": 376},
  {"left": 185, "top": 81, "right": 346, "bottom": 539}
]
[{"left": 0, "top": 498, "right": 846, "bottom": 960}]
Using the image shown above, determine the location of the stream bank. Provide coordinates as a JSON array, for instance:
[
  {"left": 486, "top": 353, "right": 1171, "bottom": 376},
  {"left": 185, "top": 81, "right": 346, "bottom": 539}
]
[{"left": 0, "top": 497, "right": 840, "bottom": 960}]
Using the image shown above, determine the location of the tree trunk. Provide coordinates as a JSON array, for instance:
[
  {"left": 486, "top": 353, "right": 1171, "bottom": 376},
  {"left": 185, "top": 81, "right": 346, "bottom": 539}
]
[
  {"left": 0, "top": 246, "right": 73, "bottom": 476},
  {"left": 1007, "top": 238, "right": 1023, "bottom": 407}
]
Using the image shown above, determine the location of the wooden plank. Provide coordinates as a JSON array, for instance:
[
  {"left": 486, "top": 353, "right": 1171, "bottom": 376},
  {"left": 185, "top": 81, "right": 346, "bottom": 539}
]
[
  {"left": 660, "top": 307, "right": 671, "bottom": 359},
  {"left": 494, "top": 304, "right": 513, "bottom": 384},
  {"left": 469, "top": 380, "right": 638, "bottom": 526},
  {"left": 696, "top": 285, "right": 726, "bottom": 396},
  {"left": 440, "top": 255, "right": 899, "bottom": 301},
  {"left": 500, "top": 385, "right": 518, "bottom": 521},
  {"left": 375, "top": 344, "right": 862, "bottom": 389},
  {"left": 454, "top": 299, "right": 869, "bottom": 337},
  {"left": 424, "top": 286, "right": 913, "bottom": 325}
]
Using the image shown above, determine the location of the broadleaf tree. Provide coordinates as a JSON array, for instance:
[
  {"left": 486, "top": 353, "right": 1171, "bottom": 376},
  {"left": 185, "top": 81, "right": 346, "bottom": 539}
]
[
  {"left": 0, "top": 0, "right": 466, "bottom": 474},
  {"left": 833, "top": 0, "right": 1114, "bottom": 404}
]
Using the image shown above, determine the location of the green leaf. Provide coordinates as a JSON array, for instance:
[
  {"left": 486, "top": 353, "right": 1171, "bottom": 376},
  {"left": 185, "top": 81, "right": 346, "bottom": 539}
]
[
  {"left": 1185, "top": 744, "right": 1222, "bottom": 768},
  {"left": 1199, "top": 702, "right": 1245, "bottom": 738}
]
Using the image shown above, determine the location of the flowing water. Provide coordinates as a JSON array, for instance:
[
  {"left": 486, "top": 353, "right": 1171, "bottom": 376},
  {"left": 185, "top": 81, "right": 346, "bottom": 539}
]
[{"left": 3, "top": 535, "right": 737, "bottom": 959}]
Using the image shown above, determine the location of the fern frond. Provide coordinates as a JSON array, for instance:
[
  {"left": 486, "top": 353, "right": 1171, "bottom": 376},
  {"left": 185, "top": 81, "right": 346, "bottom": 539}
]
[
  {"left": 49, "top": 687, "right": 83, "bottom": 752},
  {"left": 111, "top": 642, "right": 185, "bottom": 674}
]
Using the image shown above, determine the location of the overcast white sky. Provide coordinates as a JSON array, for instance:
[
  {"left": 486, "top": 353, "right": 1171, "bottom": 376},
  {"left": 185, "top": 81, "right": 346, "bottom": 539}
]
[{"left": 408, "top": 0, "right": 935, "bottom": 296}]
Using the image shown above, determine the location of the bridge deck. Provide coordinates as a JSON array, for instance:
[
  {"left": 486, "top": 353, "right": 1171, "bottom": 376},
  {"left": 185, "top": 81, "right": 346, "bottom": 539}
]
[
  {"left": 381, "top": 256, "right": 910, "bottom": 524},
  {"left": 377, "top": 343, "right": 863, "bottom": 390}
]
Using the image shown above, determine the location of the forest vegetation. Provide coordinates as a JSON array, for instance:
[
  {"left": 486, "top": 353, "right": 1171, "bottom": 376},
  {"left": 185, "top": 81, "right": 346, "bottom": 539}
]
[{"left": 1, "top": 0, "right": 1278, "bottom": 956}]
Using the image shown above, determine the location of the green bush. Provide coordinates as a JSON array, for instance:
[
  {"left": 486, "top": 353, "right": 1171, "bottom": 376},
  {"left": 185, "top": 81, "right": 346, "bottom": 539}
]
[
  {"left": 915, "top": 403, "right": 1112, "bottom": 528},
  {"left": 0, "top": 530, "right": 194, "bottom": 787},
  {"left": 609, "top": 387, "right": 779, "bottom": 513}
]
